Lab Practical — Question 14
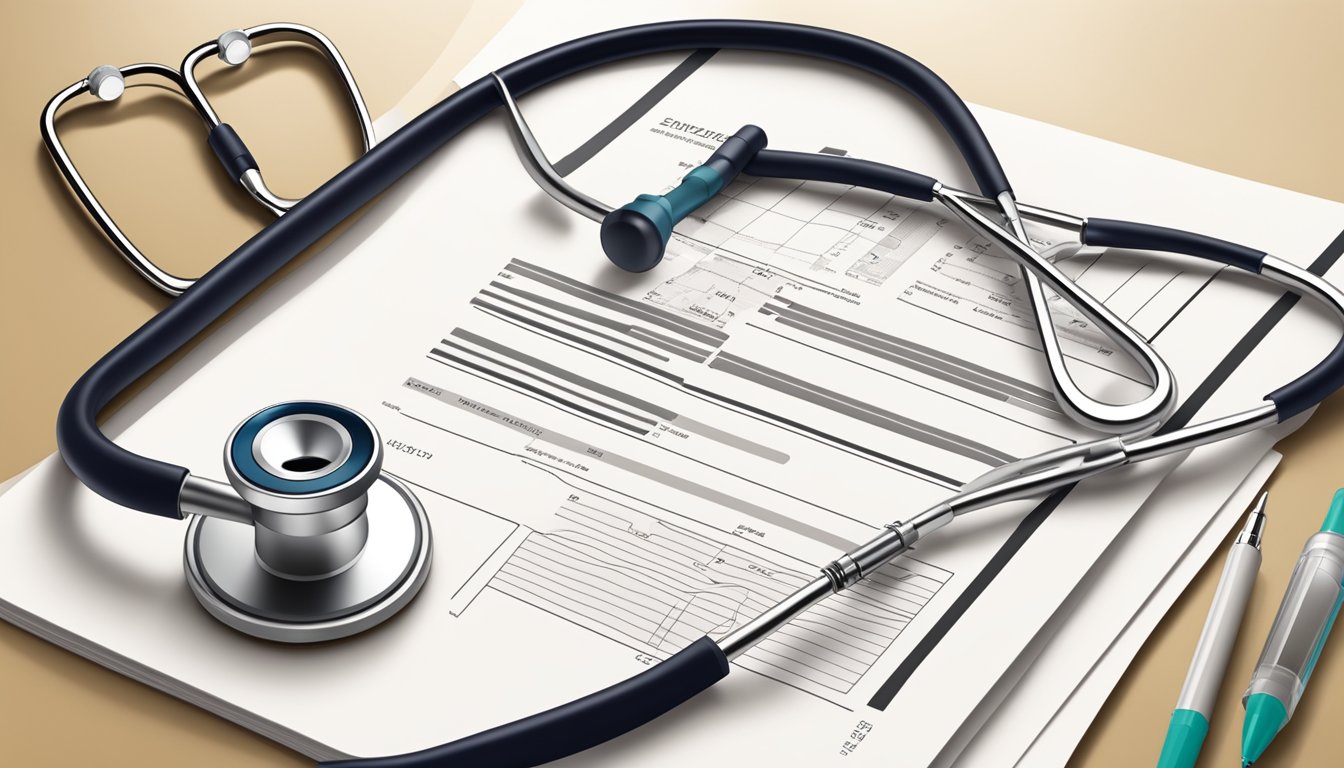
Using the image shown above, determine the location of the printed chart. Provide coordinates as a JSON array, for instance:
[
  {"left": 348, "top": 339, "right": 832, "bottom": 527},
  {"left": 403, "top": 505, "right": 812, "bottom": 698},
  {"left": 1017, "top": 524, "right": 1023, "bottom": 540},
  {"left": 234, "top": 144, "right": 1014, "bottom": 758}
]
[{"left": 489, "top": 492, "right": 950, "bottom": 700}]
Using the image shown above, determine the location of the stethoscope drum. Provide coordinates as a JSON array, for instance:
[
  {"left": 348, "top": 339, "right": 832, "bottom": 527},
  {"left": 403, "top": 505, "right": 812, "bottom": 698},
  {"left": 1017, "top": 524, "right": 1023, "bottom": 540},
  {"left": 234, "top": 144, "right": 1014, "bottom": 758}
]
[{"left": 185, "top": 402, "right": 432, "bottom": 642}]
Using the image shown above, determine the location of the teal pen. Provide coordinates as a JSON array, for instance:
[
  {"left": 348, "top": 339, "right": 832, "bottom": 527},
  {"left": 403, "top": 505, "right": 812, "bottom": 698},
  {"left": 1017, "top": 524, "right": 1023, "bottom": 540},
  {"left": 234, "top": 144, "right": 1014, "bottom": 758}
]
[
  {"left": 1240, "top": 488, "right": 1344, "bottom": 766},
  {"left": 1156, "top": 494, "right": 1267, "bottom": 768}
]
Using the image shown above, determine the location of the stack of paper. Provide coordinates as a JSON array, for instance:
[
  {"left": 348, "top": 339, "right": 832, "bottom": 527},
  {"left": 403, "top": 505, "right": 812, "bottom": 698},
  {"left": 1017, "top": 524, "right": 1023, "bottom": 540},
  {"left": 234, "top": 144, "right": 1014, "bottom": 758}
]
[
  {"left": 1, "top": 3, "right": 1342, "bottom": 765},
  {"left": 447, "top": 5, "right": 1344, "bottom": 763}
]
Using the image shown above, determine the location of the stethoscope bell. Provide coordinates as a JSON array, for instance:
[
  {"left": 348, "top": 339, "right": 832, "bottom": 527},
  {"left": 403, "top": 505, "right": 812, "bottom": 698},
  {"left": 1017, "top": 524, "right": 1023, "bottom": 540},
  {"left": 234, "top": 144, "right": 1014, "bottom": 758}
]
[{"left": 184, "top": 402, "right": 432, "bottom": 642}]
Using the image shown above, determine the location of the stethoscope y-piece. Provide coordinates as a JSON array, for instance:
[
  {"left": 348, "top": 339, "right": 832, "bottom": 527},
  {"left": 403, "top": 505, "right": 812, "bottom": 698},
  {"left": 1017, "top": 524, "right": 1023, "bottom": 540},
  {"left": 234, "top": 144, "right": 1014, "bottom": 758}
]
[
  {"left": 46, "top": 20, "right": 1344, "bottom": 768},
  {"left": 40, "top": 23, "right": 376, "bottom": 296},
  {"left": 491, "top": 73, "right": 1176, "bottom": 435}
]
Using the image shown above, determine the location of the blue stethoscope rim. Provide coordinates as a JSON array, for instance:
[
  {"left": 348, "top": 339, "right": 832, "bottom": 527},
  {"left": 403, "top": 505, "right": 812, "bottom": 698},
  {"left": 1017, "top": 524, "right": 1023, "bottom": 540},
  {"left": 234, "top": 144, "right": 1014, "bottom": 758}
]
[{"left": 228, "top": 402, "right": 376, "bottom": 495}]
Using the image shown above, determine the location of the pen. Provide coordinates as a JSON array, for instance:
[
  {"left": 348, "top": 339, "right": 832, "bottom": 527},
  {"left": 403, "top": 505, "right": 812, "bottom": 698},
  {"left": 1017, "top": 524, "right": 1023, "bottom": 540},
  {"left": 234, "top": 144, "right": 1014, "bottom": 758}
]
[
  {"left": 1156, "top": 493, "right": 1267, "bottom": 768},
  {"left": 1240, "top": 488, "right": 1344, "bottom": 766}
]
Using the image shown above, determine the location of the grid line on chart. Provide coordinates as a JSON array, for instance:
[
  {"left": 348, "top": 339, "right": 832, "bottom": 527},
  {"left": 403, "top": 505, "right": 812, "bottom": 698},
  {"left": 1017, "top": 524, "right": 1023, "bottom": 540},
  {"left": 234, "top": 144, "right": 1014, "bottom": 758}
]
[{"left": 489, "top": 497, "right": 951, "bottom": 696}]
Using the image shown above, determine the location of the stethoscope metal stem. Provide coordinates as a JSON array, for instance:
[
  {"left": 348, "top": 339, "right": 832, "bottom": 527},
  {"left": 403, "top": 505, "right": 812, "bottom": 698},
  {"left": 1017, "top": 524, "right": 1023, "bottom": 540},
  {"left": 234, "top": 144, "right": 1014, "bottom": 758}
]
[
  {"left": 716, "top": 401, "right": 1282, "bottom": 662},
  {"left": 937, "top": 185, "right": 1177, "bottom": 434},
  {"left": 990, "top": 189, "right": 1085, "bottom": 232},
  {"left": 491, "top": 72, "right": 611, "bottom": 223},
  {"left": 717, "top": 250, "right": 1344, "bottom": 665},
  {"left": 717, "top": 574, "right": 833, "bottom": 660},
  {"left": 179, "top": 475, "right": 253, "bottom": 523}
]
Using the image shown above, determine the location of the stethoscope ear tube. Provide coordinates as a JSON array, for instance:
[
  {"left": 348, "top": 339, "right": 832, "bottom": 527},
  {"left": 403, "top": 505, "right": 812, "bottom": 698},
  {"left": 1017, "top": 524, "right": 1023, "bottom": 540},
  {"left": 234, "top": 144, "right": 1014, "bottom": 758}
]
[
  {"left": 1081, "top": 219, "right": 1344, "bottom": 423},
  {"left": 319, "top": 636, "right": 729, "bottom": 768},
  {"left": 39, "top": 64, "right": 200, "bottom": 297},
  {"left": 40, "top": 24, "right": 379, "bottom": 297}
]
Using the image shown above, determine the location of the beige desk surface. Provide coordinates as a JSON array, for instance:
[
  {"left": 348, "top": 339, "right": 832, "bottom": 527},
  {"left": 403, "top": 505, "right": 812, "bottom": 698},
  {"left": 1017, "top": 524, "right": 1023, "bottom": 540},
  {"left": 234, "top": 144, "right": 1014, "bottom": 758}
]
[{"left": 2, "top": 1, "right": 1342, "bottom": 765}]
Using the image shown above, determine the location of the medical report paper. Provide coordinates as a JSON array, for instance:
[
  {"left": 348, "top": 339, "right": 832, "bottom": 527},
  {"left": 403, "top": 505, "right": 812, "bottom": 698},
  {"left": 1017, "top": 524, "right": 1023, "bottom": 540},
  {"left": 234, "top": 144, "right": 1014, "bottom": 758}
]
[{"left": 1, "top": 19, "right": 1344, "bottom": 767}]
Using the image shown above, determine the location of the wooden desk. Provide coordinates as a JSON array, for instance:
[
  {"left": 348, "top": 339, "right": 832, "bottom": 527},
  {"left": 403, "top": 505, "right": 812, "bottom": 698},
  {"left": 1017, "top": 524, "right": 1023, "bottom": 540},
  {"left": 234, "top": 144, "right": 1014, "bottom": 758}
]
[{"left": 2, "top": 2, "right": 1340, "bottom": 765}]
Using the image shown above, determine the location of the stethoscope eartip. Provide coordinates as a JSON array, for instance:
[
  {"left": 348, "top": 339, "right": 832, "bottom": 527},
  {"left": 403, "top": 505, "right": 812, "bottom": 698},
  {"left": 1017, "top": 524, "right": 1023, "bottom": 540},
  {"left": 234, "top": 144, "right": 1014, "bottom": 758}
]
[
  {"left": 216, "top": 29, "right": 252, "bottom": 66},
  {"left": 86, "top": 65, "right": 124, "bottom": 101}
]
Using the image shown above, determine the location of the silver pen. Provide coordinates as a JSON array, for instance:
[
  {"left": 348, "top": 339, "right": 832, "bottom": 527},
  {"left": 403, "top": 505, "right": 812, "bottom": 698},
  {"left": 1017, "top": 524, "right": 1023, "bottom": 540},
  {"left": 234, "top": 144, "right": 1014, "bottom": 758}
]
[{"left": 1156, "top": 492, "right": 1267, "bottom": 768}]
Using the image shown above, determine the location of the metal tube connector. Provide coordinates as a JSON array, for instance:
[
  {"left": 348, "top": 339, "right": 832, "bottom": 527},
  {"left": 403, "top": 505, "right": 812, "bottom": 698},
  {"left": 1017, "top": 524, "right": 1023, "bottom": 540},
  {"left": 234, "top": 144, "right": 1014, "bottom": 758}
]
[
  {"left": 717, "top": 575, "right": 832, "bottom": 660},
  {"left": 179, "top": 475, "right": 252, "bottom": 524}
]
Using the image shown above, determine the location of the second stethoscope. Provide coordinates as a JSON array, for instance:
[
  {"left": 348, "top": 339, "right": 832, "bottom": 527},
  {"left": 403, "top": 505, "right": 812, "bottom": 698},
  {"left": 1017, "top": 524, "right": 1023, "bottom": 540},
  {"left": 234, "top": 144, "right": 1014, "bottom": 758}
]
[
  {"left": 41, "top": 23, "right": 376, "bottom": 296},
  {"left": 42, "top": 20, "right": 1344, "bottom": 768}
]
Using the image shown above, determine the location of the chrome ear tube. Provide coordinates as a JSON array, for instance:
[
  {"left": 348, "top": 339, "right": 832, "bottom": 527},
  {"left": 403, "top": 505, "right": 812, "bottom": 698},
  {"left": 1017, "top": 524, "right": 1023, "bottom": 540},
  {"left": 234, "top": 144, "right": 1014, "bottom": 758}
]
[
  {"left": 181, "top": 402, "right": 432, "bottom": 643},
  {"left": 935, "top": 186, "right": 1178, "bottom": 435},
  {"left": 180, "top": 24, "right": 377, "bottom": 216},
  {"left": 40, "top": 63, "right": 198, "bottom": 295},
  {"left": 490, "top": 72, "right": 612, "bottom": 224},
  {"left": 40, "top": 24, "right": 377, "bottom": 296}
]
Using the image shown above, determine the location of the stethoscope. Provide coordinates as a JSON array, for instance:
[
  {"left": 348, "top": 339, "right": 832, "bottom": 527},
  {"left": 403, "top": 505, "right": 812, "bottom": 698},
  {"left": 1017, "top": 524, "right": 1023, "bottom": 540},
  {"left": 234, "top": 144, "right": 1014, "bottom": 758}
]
[
  {"left": 41, "top": 23, "right": 376, "bottom": 296},
  {"left": 41, "top": 20, "right": 1344, "bottom": 768}
]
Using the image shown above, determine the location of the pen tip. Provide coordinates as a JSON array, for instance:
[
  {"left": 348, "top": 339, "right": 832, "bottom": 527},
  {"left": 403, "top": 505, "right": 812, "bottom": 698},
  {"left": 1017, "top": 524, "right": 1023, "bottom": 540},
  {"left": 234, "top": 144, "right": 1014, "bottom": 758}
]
[{"left": 1237, "top": 493, "right": 1269, "bottom": 547}]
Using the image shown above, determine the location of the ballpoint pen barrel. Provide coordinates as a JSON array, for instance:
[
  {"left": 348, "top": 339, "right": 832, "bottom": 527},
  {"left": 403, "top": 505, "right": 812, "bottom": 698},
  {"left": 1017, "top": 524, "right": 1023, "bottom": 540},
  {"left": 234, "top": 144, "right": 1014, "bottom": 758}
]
[
  {"left": 1156, "top": 504, "right": 1263, "bottom": 768},
  {"left": 1175, "top": 545, "right": 1261, "bottom": 717},
  {"left": 1241, "top": 530, "right": 1344, "bottom": 764}
]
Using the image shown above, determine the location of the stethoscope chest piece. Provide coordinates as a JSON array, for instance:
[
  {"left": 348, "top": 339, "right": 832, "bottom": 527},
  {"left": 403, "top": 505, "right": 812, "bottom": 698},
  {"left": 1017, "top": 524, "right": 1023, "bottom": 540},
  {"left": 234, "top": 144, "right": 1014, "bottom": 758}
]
[{"left": 184, "top": 402, "right": 432, "bottom": 642}]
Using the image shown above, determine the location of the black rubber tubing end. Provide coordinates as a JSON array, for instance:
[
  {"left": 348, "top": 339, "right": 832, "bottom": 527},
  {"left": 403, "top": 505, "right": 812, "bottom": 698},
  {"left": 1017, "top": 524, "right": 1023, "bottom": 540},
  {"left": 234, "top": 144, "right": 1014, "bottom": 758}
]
[
  {"left": 207, "top": 123, "right": 259, "bottom": 180},
  {"left": 1081, "top": 218, "right": 1266, "bottom": 273},
  {"left": 704, "top": 124, "right": 769, "bottom": 178},
  {"left": 1268, "top": 337, "right": 1344, "bottom": 421}
]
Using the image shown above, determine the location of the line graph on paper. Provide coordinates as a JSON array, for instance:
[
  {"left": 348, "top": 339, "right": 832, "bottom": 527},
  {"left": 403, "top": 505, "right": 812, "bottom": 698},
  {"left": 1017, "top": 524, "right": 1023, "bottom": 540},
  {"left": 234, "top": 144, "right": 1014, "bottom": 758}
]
[{"left": 486, "top": 491, "right": 951, "bottom": 700}]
